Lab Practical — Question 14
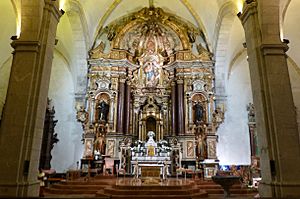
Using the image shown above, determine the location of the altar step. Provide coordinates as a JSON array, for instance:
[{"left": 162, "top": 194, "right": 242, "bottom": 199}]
[
  {"left": 195, "top": 179, "right": 257, "bottom": 195},
  {"left": 44, "top": 179, "right": 113, "bottom": 196},
  {"left": 96, "top": 184, "right": 208, "bottom": 199},
  {"left": 43, "top": 177, "right": 256, "bottom": 198}
]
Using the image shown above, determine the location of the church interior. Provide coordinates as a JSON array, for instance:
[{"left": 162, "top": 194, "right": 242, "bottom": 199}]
[{"left": 0, "top": 0, "right": 300, "bottom": 198}]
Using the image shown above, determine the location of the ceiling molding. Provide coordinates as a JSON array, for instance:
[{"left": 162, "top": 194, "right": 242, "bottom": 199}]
[
  {"left": 180, "top": 0, "right": 212, "bottom": 52},
  {"left": 287, "top": 56, "right": 300, "bottom": 78},
  {"left": 227, "top": 48, "right": 247, "bottom": 80},
  {"left": 68, "top": 0, "right": 91, "bottom": 50},
  {"left": 92, "top": 0, "right": 123, "bottom": 47},
  {"left": 213, "top": 1, "right": 237, "bottom": 54}
]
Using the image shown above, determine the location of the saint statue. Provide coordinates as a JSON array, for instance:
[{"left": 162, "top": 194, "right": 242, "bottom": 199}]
[
  {"left": 196, "top": 134, "right": 206, "bottom": 159},
  {"left": 194, "top": 102, "right": 204, "bottom": 122},
  {"left": 94, "top": 133, "right": 105, "bottom": 155},
  {"left": 97, "top": 100, "right": 109, "bottom": 122}
]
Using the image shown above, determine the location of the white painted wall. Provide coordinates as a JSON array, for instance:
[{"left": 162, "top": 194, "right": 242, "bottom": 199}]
[
  {"left": 48, "top": 52, "right": 84, "bottom": 173},
  {"left": 0, "top": 58, "right": 12, "bottom": 119},
  {"left": 283, "top": 0, "right": 300, "bottom": 135},
  {"left": 217, "top": 52, "right": 252, "bottom": 165},
  {"left": 287, "top": 59, "right": 300, "bottom": 134},
  {"left": 0, "top": 0, "right": 16, "bottom": 119}
]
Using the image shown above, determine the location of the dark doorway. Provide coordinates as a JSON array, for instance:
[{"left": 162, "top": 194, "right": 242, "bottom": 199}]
[{"left": 146, "top": 117, "right": 156, "bottom": 134}]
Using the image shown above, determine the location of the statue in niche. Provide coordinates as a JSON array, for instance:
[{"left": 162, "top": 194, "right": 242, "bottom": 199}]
[
  {"left": 94, "top": 133, "right": 105, "bottom": 155},
  {"left": 196, "top": 134, "right": 207, "bottom": 160},
  {"left": 97, "top": 100, "right": 109, "bottom": 122},
  {"left": 194, "top": 102, "right": 204, "bottom": 122},
  {"left": 84, "top": 140, "right": 93, "bottom": 158},
  {"left": 187, "top": 141, "right": 194, "bottom": 157}
]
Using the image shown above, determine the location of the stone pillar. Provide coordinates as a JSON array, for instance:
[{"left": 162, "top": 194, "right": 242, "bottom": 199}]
[
  {"left": 124, "top": 81, "right": 131, "bottom": 135},
  {"left": 239, "top": 1, "right": 300, "bottom": 197},
  {"left": 177, "top": 79, "right": 185, "bottom": 135},
  {"left": 116, "top": 79, "right": 125, "bottom": 134},
  {"left": 171, "top": 82, "right": 177, "bottom": 136},
  {"left": 0, "top": 0, "right": 62, "bottom": 197},
  {"left": 249, "top": 124, "right": 257, "bottom": 156}
]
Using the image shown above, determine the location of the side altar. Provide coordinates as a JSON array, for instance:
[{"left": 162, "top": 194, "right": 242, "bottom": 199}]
[{"left": 76, "top": 6, "right": 224, "bottom": 178}]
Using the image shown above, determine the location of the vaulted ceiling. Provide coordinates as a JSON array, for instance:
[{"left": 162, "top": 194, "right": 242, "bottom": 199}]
[{"left": 63, "top": 0, "right": 242, "bottom": 52}]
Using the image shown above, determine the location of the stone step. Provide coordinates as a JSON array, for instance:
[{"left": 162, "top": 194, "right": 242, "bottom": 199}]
[
  {"left": 103, "top": 187, "right": 201, "bottom": 195},
  {"left": 51, "top": 183, "right": 108, "bottom": 190},
  {"left": 204, "top": 188, "right": 255, "bottom": 194},
  {"left": 61, "top": 180, "right": 113, "bottom": 185},
  {"left": 113, "top": 184, "right": 193, "bottom": 190},
  {"left": 44, "top": 187, "right": 97, "bottom": 195},
  {"left": 96, "top": 191, "right": 208, "bottom": 199}
]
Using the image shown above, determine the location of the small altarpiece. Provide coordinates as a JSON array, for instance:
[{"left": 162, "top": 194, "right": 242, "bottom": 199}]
[{"left": 76, "top": 7, "right": 224, "bottom": 178}]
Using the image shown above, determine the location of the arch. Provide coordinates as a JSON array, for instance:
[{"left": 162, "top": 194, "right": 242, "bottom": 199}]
[
  {"left": 179, "top": 0, "right": 212, "bottom": 51},
  {"left": 213, "top": 1, "right": 237, "bottom": 54},
  {"left": 57, "top": 1, "right": 90, "bottom": 100},
  {"left": 227, "top": 48, "right": 247, "bottom": 80},
  {"left": 280, "top": 0, "right": 291, "bottom": 40},
  {"left": 92, "top": 0, "right": 123, "bottom": 46},
  {"left": 11, "top": 0, "right": 21, "bottom": 37},
  {"left": 146, "top": 116, "right": 156, "bottom": 134},
  {"left": 68, "top": 0, "right": 91, "bottom": 49},
  {"left": 213, "top": 2, "right": 241, "bottom": 106}
]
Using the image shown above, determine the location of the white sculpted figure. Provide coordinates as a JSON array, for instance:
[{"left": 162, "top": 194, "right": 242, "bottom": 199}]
[
  {"left": 133, "top": 159, "right": 139, "bottom": 179},
  {"left": 148, "top": 131, "right": 155, "bottom": 141}
]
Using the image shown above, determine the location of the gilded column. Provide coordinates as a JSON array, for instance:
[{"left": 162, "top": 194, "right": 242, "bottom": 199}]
[
  {"left": 90, "top": 98, "right": 95, "bottom": 123},
  {"left": 177, "top": 79, "right": 185, "bottom": 135},
  {"left": 124, "top": 81, "right": 131, "bottom": 135},
  {"left": 171, "top": 82, "right": 177, "bottom": 136},
  {"left": 108, "top": 94, "right": 115, "bottom": 132},
  {"left": 116, "top": 79, "right": 125, "bottom": 134},
  {"left": 188, "top": 98, "right": 193, "bottom": 128}
]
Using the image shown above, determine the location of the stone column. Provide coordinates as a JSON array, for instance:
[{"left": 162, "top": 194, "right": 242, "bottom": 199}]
[
  {"left": 171, "top": 82, "right": 177, "bottom": 136},
  {"left": 239, "top": 1, "right": 300, "bottom": 197},
  {"left": 124, "top": 81, "right": 131, "bottom": 135},
  {"left": 116, "top": 79, "right": 125, "bottom": 134},
  {"left": 0, "top": 0, "right": 62, "bottom": 197},
  {"left": 249, "top": 124, "right": 257, "bottom": 156},
  {"left": 177, "top": 79, "right": 185, "bottom": 135}
]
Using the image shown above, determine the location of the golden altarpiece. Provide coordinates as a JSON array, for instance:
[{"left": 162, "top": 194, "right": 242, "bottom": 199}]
[{"left": 76, "top": 7, "right": 224, "bottom": 177}]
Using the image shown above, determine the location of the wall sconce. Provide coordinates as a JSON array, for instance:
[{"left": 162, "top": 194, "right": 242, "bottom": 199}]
[
  {"left": 237, "top": 12, "right": 242, "bottom": 17},
  {"left": 11, "top": 35, "right": 18, "bottom": 40},
  {"left": 60, "top": 9, "right": 65, "bottom": 15},
  {"left": 283, "top": 39, "right": 289, "bottom": 44},
  {"left": 246, "top": 0, "right": 254, "bottom": 4}
]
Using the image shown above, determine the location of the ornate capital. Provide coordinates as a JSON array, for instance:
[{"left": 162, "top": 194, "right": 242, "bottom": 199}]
[{"left": 177, "top": 79, "right": 184, "bottom": 84}]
